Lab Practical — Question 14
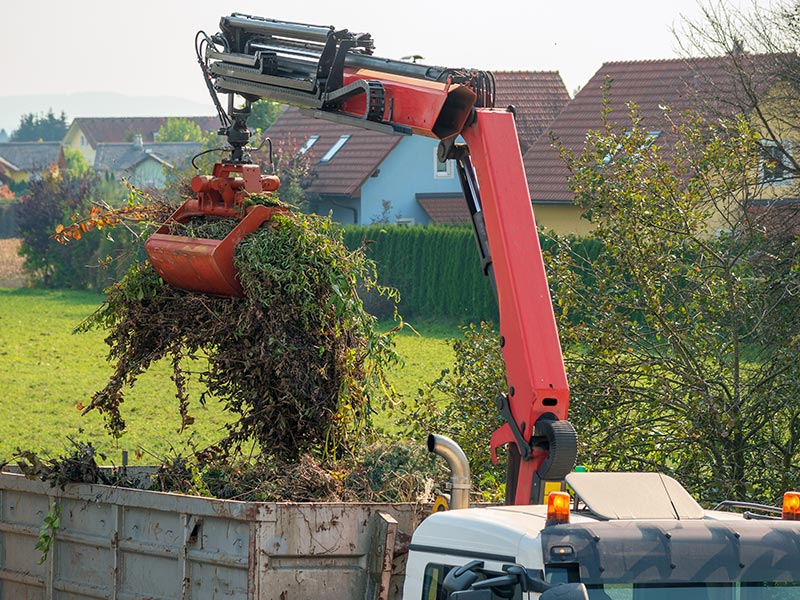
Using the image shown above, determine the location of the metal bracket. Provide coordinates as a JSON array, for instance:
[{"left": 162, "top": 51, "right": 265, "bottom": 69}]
[{"left": 496, "top": 394, "right": 532, "bottom": 461}]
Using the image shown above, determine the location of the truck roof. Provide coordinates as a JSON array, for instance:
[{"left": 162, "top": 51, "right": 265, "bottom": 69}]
[{"left": 409, "top": 503, "right": 596, "bottom": 565}]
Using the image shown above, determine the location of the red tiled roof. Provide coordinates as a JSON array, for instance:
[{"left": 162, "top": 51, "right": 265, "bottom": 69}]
[
  {"left": 524, "top": 55, "right": 780, "bottom": 203},
  {"left": 417, "top": 194, "right": 470, "bottom": 225},
  {"left": 493, "top": 71, "right": 570, "bottom": 152},
  {"left": 746, "top": 199, "right": 800, "bottom": 235},
  {"left": 261, "top": 107, "right": 401, "bottom": 197},
  {"left": 72, "top": 117, "right": 219, "bottom": 148}
]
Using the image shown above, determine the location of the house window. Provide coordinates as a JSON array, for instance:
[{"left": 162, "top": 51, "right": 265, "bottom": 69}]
[
  {"left": 320, "top": 135, "right": 351, "bottom": 163},
  {"left": 298, "top": 135, "right": 320, "bottom": 155},
  {"left": 644, "top": 130, "right": 662, "bottom": 145},
  {"left": 603, "top": 131, "right": 661, "bottom": 165},
  {"left": 394, "top": 217, "right": 415, "bottom": 226},
  {"left": 433, "top": 148, "right": 454, "bottom": 178},
  {"left": 80, "top": 135, "right": 86, "bottom": 147},
  {"left": 761, "top": 140, "right": 792, "bottom": 184}
]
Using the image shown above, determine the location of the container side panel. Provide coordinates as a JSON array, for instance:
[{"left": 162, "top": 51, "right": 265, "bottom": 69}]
[
  {"left": 119, "top": 552, "right": 179, "bottom": 599},
  {"left": 189, "top": 563, "right": 249, "bottom": 599},
  {"left": 54, "top": 541, "right": 113, "bottom": 593},
  {"left": 59, "top": 498, "right": 113, "bottom": 538},
  {"left": 195, "top": 517, "right": 251, "bottom": 561},
  {"left": 2, "top": 532, "right": 46, "bottom": 581},
  {"left": 2, "top": 490, "right": 51, "bottom": 527},
  {"left": 272, "top": 505, "right": 373, "bottom": 555},
  {"left": 0, "top": 474, "right": 429, "bottom": 600},
  {"left": 122, "top": 507, "right": 183, "bottom": 548},
  {"left": 56, "top": 593, "right": 108, "bottom": 600},
  {"left": 2, "top": 581, "right": 44, "bottom": 600}
]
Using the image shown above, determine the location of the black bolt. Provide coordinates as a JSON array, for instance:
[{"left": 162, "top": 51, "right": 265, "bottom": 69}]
[{"left": 509, "top": 387, "right": 515, "bottom": 396}]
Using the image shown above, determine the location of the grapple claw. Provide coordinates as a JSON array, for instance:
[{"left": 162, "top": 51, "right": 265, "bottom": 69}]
[{"left": 144, "top": 162, "right": 285, "bottom": 297}]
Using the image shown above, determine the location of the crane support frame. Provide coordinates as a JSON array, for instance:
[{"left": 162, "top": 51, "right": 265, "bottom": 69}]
[
  {"left": 460, "top": 110, "right": 572, "bottom": 504},
  {"left": 174, "top": 15, "right": 579, "bottom": 504}
]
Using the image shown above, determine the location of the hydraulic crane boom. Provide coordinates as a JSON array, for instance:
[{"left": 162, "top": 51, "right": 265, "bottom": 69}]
[{"left": 149, "top": 13, "right": 578, "bottom": 505}]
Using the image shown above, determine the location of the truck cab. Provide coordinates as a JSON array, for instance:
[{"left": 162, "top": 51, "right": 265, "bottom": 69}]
[{"left": 403, "top": 472, "right": 800, "bottom": 600}]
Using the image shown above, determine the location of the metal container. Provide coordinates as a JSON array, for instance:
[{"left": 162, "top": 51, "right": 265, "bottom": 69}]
[{"left": 0, "top": 471, "right": 426, "bottom": 600}]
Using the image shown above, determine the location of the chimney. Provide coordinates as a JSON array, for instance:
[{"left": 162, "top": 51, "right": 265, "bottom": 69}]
[{"left": 133, "top": 134, "right": 143, "bottom": 148}]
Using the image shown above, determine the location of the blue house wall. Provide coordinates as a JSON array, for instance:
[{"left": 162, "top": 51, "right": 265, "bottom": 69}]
[{"left": 357, "top": 136, "right": 462, "bottom": 225}]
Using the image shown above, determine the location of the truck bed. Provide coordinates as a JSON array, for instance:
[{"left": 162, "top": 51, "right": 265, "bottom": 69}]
[{"left": 0, "top": 471, "right": 426, "bottom": 600}]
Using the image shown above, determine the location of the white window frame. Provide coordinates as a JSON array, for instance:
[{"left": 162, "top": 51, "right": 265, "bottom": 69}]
[
  {"left": 433, "top": 148, "right": 454, "bottom": 179},
  {"left": 298, "top": 135, "right": 320, "bottom": 155},
  {"left": 603, "top": 130, "right": 661, "bottom": 165},
  {"left": 320, "top": 134, "right": 351, "bottom": 163},
  {"left": 760, "top": 139, "right": 793, "bottom": 185},
  {"left": 394, "top": 217, "right": 415, "bottom": 226}
]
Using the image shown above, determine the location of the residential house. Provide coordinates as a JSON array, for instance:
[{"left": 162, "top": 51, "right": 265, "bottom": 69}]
[
  {"left": 262, "top": 71, "right": 570, "bottom": 225},
  {"left": 0, "top": 142, "right": 63, "bottom": 187},
  {"left": 523, "top": 55, "right": 783, "bottom": 235},
  {"left": 63, "top": 116, "right": 218, "bottom": 166},
  {"left": 93, "top": 139, "right": 203, "bottom": 188}
]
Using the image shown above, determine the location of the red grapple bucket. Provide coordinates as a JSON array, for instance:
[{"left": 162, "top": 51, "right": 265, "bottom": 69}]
[{"left": 144, "top": 163, "right": 284, "bottom": 297}]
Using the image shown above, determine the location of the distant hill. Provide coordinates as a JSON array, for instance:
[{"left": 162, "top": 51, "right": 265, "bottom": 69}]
[{"left": 0, "top": 92, "right": 217, "bottom": 136}]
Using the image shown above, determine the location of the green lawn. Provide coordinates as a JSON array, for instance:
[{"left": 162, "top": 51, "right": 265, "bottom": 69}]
[{"left": 0, "top": 288, "right": 458, "bottom": 464}]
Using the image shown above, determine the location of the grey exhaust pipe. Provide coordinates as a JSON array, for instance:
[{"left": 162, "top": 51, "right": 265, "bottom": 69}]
[{"left": 427, "top": 434, "right": 471, "bottom": 510}]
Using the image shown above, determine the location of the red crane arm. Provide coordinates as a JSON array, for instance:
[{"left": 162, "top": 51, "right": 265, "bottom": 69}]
[
  {"left": 163, "top": 14, "right": 579, "bottom": 504},
  {"left": 460, "top": 110, "right": 573, "bottom": 505}
]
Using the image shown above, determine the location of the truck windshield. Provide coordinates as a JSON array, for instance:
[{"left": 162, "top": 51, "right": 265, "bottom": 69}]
[{"left": 587, "top": 582, "right": 800, "bottom": 600}]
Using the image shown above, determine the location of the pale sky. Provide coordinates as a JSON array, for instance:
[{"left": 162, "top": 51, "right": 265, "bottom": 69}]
[{"left": 0, "top": 0, "right": 768, "bottom": 130}]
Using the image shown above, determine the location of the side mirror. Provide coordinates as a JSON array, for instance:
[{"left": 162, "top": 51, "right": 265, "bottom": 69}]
[
  {"left": 540, "top": 582, "right": 589, "bottom": 600},
  {"left": 443, "top": 560, "right": 588, "bottom": 600},
  {"left": 443, "top": 560, "right": 484, "bottom": 594}
]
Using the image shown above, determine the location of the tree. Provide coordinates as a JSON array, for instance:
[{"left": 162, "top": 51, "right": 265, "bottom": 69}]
[
  {"left": 676, "top": 0, "right": 800, "bottom": 186},
  {"left": 413, "top": 101, "right": 800, "bottom": 506},
  {"left": 16, "top": 168, "right": 136, "bottom": 290},
  {"left": 155, "top": 118, "right": 205, "bottom": 142},
  {"left": 10, "top": 110, "right": 68, "bottom": 142},
  {"left": 62, "top": 147, "right": 91, "bottom": 177},
  {"left": 246, "top": 100, "right": 281, "bottom": 136},
  {"left": 546, "top": 102, "right": 800, "bottom": 504},
  {"left": 395, "top": 321, "right": 508, "bottom": 500},
  {"left": 266, "top": 139, "right": 314, "bottom": 211},
  {"left": 0, "top": 184, "right": 13, "bottom": 201}
]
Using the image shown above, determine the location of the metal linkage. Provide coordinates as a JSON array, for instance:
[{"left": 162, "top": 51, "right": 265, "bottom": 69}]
[{"left": 200, "top": 14, "right": 494, "bottom": 139}]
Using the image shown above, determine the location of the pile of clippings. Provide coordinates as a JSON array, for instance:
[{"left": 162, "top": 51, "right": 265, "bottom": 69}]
[
  {"left": 79, "top": 202, "right": 400, "bottom": 462},
  {"left": 11, "top": 439, "right": 445, "bottom": 504},
  {"left": 152, "top": 440, "right": 444, "bottom": 503}
]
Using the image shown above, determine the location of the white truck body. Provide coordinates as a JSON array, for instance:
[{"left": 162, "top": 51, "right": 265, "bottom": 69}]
[{"left": 404, "top": 472, "right": 800, "bottom": 599}]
